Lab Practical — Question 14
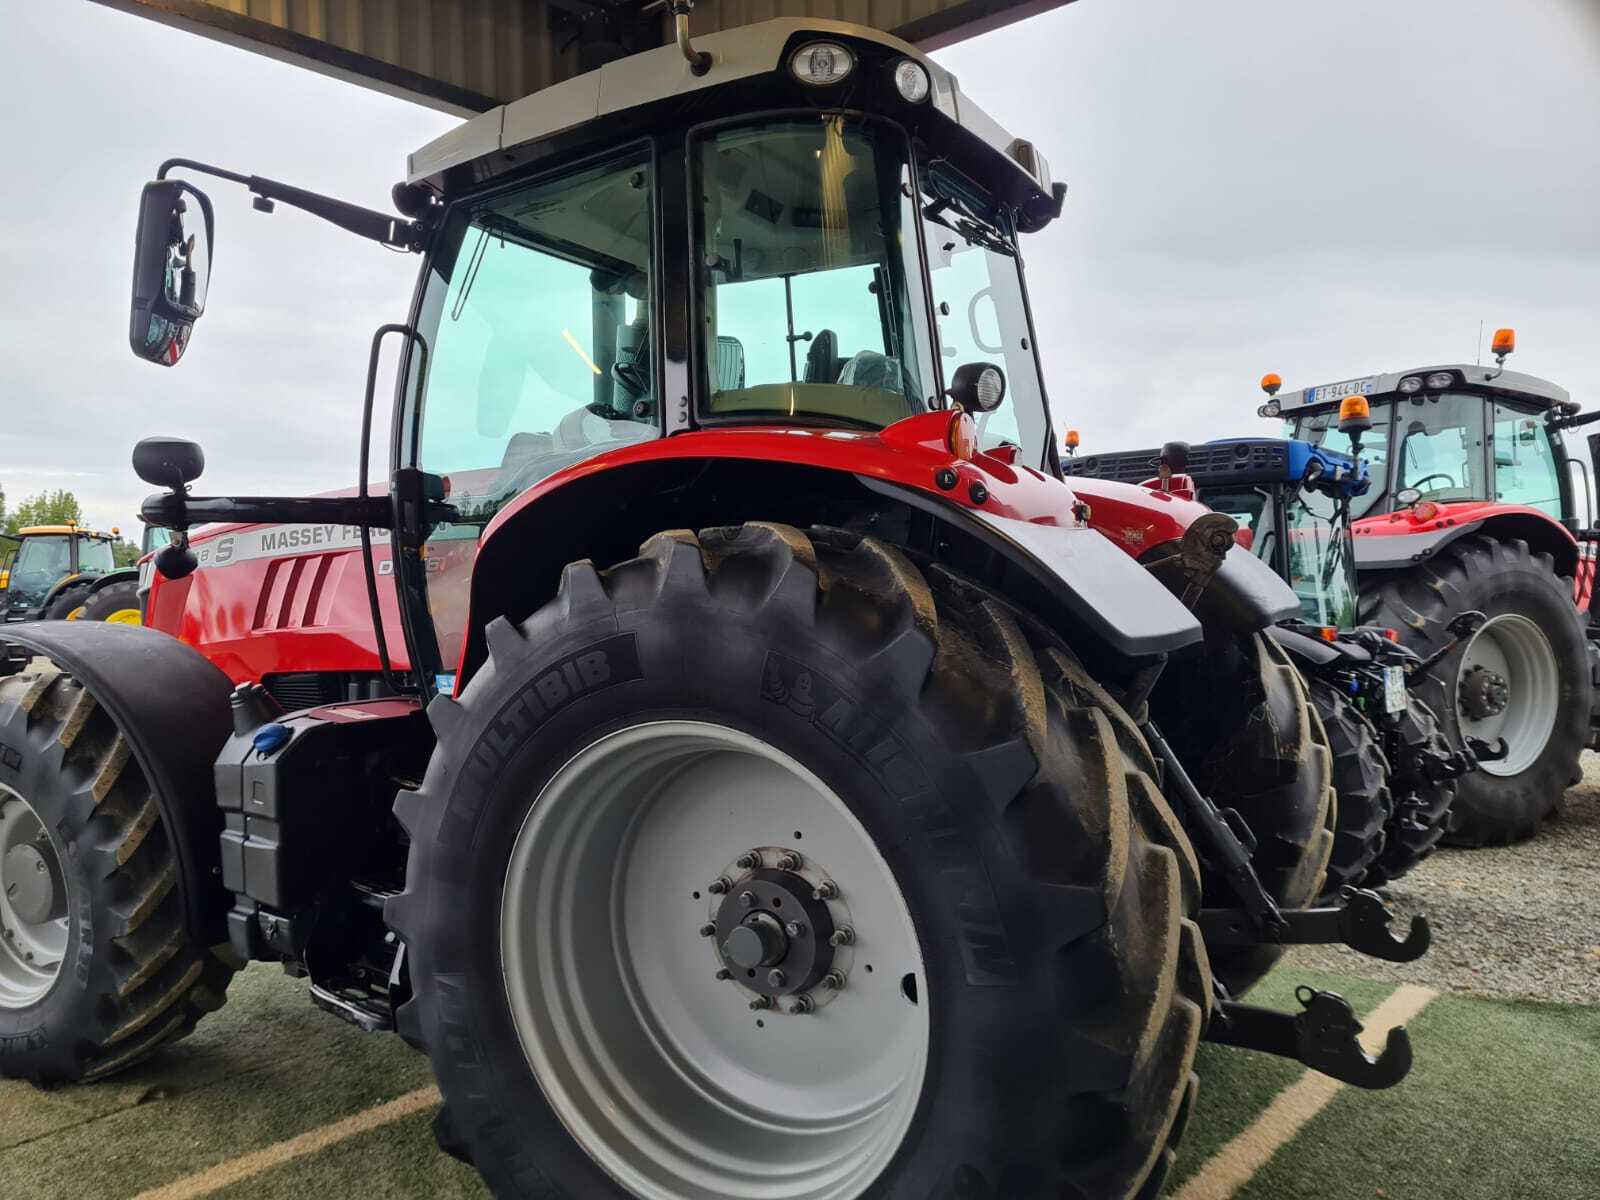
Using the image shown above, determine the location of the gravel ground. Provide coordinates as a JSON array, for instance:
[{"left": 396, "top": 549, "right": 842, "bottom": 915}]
[{"left": 1289, "top": 753, "right": 1600, "bottom": 1004}]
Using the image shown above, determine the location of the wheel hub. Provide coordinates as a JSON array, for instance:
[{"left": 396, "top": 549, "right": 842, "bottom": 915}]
[
  {"left": 709, "top": 862, "right": 837, "bottom": 1001},
  {"left": 1459, "top": 665, "right": 1510, "bottom": 720},
  {"left": 2, "top": 842, "right": 64, "bottom": 926},
  {"left": 0, "top": 786, "right": 70, "bottom": 1008}
]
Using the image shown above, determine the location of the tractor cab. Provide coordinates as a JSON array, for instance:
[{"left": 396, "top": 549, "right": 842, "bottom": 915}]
[
  {"left": 0, "top": 526, "right": 118, "bottom": 622},
  {"left": 1261, "top": 335, "right": 1584, "bottom": 535},
  {"left": 124, "top": 18, "right": 1068, "bottom": 686}
]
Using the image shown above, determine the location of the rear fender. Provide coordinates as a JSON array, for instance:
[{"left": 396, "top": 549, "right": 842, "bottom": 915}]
[
  {"left": 37, "top": 572, "right": 94, "bottom": 614},
  {"left": 82, "top": 568, "right": 140, "bottom": 598},
  {"left": 0, "top": 622, "right": 234, "bottom": 944},
  {"left": 1068, "top": 475, "right": 1300, "bottom": 635},
  {"left": 1353, "top": 505, "right": 1578, "bottom": 577},
  {"left": 462, "top": 429, "right": 1202, "bottom": 685}
]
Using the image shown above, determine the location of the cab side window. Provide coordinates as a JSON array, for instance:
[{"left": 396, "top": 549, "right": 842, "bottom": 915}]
[
  {"left": 1493, "top": 402, "right": 1562, "bottom": 517},
  {"left": 1396, "top": 394, "right": 1485, "bottom": 502}
]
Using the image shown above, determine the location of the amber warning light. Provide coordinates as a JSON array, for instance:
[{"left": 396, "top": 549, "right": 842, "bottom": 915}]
[
  {"left": 1260, "top": 373, "right": 1282, "bottom": 397},
  {"left": 1339, "top": 394, "right": 1372, "bottom": 435},
  {"left": 1492, "top": 328, "right": 1516, "bottom": 356}
]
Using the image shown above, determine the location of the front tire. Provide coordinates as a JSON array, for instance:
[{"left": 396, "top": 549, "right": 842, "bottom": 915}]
[
  {"left": 43, "top": 583, "right": 94, "bottom": 621},
  {"left": 80, "top": 581, "right": 143, "bottom": 625},
  {"left": 0, "top": 659, "right": 233, "bottom": 1082},
  {"left": 1361, "top": 536, "right": 1587, "bottom": 845},
  {"left": 390, "top": 524, "right": 1210, "bottom": 1200},
  {"left": 1364, "top": 697, "right": 1456, "bottom": 887},
  {"left": 1306, "top": 677, "right": 1392, "bottom": 896}
]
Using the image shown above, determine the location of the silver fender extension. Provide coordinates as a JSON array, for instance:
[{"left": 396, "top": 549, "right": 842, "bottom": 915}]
[{"left": 857, "top": 477, "right": 1202, "bottom": 658}]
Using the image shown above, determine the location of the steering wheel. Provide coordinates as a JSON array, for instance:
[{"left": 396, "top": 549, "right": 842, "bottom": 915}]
[{"left": 1408, "top": 472, "right": 1456, "bottom": 494}]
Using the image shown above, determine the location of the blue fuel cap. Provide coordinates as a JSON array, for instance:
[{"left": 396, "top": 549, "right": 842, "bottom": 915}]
[{"left": 252, "top": 723, "right": 292, "bottom": 755}]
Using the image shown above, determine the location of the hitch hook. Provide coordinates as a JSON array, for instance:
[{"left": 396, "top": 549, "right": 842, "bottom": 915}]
[
  {"left": 1337, "top": 887, "right": 1431, "bottom": 962},
  {"left": 1208, "top": 986, "right": 1414, "bottom": 1090}
]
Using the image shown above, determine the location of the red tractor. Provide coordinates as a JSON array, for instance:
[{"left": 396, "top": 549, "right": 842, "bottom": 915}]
[
  {"left": 1261, "top": 334, "right": 1596, "bottom": 845},
  {"left": 0, "top": 16, "right": 1420, "bottom": 1197}
]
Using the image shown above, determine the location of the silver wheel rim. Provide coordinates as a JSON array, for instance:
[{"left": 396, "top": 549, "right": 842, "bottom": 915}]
[
  {"left": 1456, "top": 613, "right": 1559, "bottom": 776},
  {"left": 501, "top": 720, "right": 929, "bottom": 1200},
  {"left": 0, "top": 784, "right": 69, "bottom": 1008}
]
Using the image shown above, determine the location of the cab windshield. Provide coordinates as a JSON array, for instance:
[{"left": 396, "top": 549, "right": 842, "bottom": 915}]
[
  {"left": 695, "top": 116, "right": 935, "bottom": 429},
  {"left": 9, "top": 536, "right": 71, "bottom": 609}
]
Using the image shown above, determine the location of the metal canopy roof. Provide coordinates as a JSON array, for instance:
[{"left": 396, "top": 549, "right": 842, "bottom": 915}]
[{"left": 90, "top": 0, "right": 1078, "bottom": 115}]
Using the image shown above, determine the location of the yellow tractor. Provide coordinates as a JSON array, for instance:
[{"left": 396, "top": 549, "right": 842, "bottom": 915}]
[{"left": 0, "top": 525, "right": 133, "bottom": 623}]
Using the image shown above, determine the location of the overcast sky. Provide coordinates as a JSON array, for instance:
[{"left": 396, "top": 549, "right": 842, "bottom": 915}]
[{"left": 2, "top": 0, "right": 1597, "bottom": 533}]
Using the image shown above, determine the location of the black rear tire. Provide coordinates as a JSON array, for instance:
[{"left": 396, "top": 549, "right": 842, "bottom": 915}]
[
  {"left": 0, "top": 659, "right": 234, "bottom": 1082},
  {"left": 80, "top": 580, "right": 143, "bottom": 625},
  {"left": 1364, "top": 697, "right": 1456, "bottom": 887},
  {"left": 1360, "top": 536, "right": 1587, "bottom": 845},
  {"left": 1307, "top": 677, "right": 1392, "bottom": 896},
  {"left": 1152, "top": 632, "right": 1335, "bottom": 996},
  {"left": 43, "top": 583, "right": 94, "bottom": 621},
  {"left": 390, "top": 524, "right": 1211, "bottom": 1200}
]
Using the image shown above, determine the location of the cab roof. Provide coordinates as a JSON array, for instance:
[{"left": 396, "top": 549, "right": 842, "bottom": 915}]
[
  {"left": 16, "top": 526, "right": 116, "bottom": 539},
  {"left": 408, "top": 18, "right": 1053, "bottom": 202},
  {"left": 1272, "top": 364, "right": 1572, "bottom": 416}
]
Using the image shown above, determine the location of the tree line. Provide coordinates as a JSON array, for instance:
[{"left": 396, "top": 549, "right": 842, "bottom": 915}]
[{"left": 0, "top": 484, "right": 143, "bottom": 567}]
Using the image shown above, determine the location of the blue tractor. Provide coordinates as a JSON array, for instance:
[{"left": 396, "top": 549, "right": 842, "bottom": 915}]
[{"left": 1065, "top": 436, "right": 1487, "bottom": 891}]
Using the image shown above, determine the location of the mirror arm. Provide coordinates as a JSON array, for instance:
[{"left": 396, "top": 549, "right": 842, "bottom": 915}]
[
  {"left": 140, "top": 493, "right": 397, "bottom": 533},
  {"left": 158, "top": 158, "right": 426, "bottom": 252}
]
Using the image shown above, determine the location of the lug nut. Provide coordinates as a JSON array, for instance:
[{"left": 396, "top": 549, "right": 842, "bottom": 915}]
[
  {"left": 708, "top": 876, "right": 732, "bottom": 895},
  {"left": 821, "top": 969, "right": 846, "bottom": 991},
  {"left": 739, "top": 890, "right": 757, "bottom": 908},
  {"left": 784, "top": 921, "right": 807, "bottom": 938},
  {"left": 829, "top": 926, "right": 855, "bottom": 947},
  {"left": 767, "top": 968, "right": 787, "bottom": 988},
  {"left": 715, "top": 968, "right": 732, "bottom": 981},
  {"left": 788, "top": 994, "right": 815, "bottom": 1015},
  {"left": 699, "top": 923, "right": 717, "bottom": 938},
  {"left": 812, "top": 880, "right": 839, "bottom": 901},
  {"left": 749, "top": 995, "right": 772, "bottom": 1011},
  {"left": 736, "top": 850, "right": 762, "bottom": 870},
  {"left": 776, "top": 851, "right": 803, "bottom": 871}
]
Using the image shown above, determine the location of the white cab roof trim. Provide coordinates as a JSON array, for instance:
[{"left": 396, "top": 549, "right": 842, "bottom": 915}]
[
  {"left": 408, "top": 18, "right": 1049, "bottom": 194},
  {"left": 1277, "top": 364, "right": 1571, "bottom": 413}
]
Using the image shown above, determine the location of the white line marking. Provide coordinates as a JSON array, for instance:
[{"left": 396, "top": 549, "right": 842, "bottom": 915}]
[
  {"left": 1173, "top": 984, "right": 1438, "bottom": 1200},
  {"left": 130, "top": 1085, "right": 441, "bottom": 1200}
]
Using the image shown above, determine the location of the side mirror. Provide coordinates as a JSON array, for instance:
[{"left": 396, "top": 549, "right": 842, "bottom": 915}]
[
  {"left": 948, "top": 362, "right": 1006, "bottom": 413},
  {"left": 133, "top": 436, "right": 205, "bottom": 489},
  {"left": 130, "top": 179, "right": 215, "bottom": 366},
  {"left": 1160, "top": 441, "right": 1190, "bottom": 471}
]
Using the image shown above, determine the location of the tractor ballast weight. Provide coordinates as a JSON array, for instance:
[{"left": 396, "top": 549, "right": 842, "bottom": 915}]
[{"left": 1, "top": 17, "right": 1421, "bottom": 1199}]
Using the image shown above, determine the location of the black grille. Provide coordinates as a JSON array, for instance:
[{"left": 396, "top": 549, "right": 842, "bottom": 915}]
[{"left": 262, "top": 672, "right": 388, "bottom": 713}]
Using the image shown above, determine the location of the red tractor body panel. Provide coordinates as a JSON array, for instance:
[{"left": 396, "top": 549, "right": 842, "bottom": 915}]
[
  {"left": 1052, "top": 474, "right": 1214, "bottom": 560},
  {"left": 146, "top": 412, "right": 1093, "bottom": 688}
]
